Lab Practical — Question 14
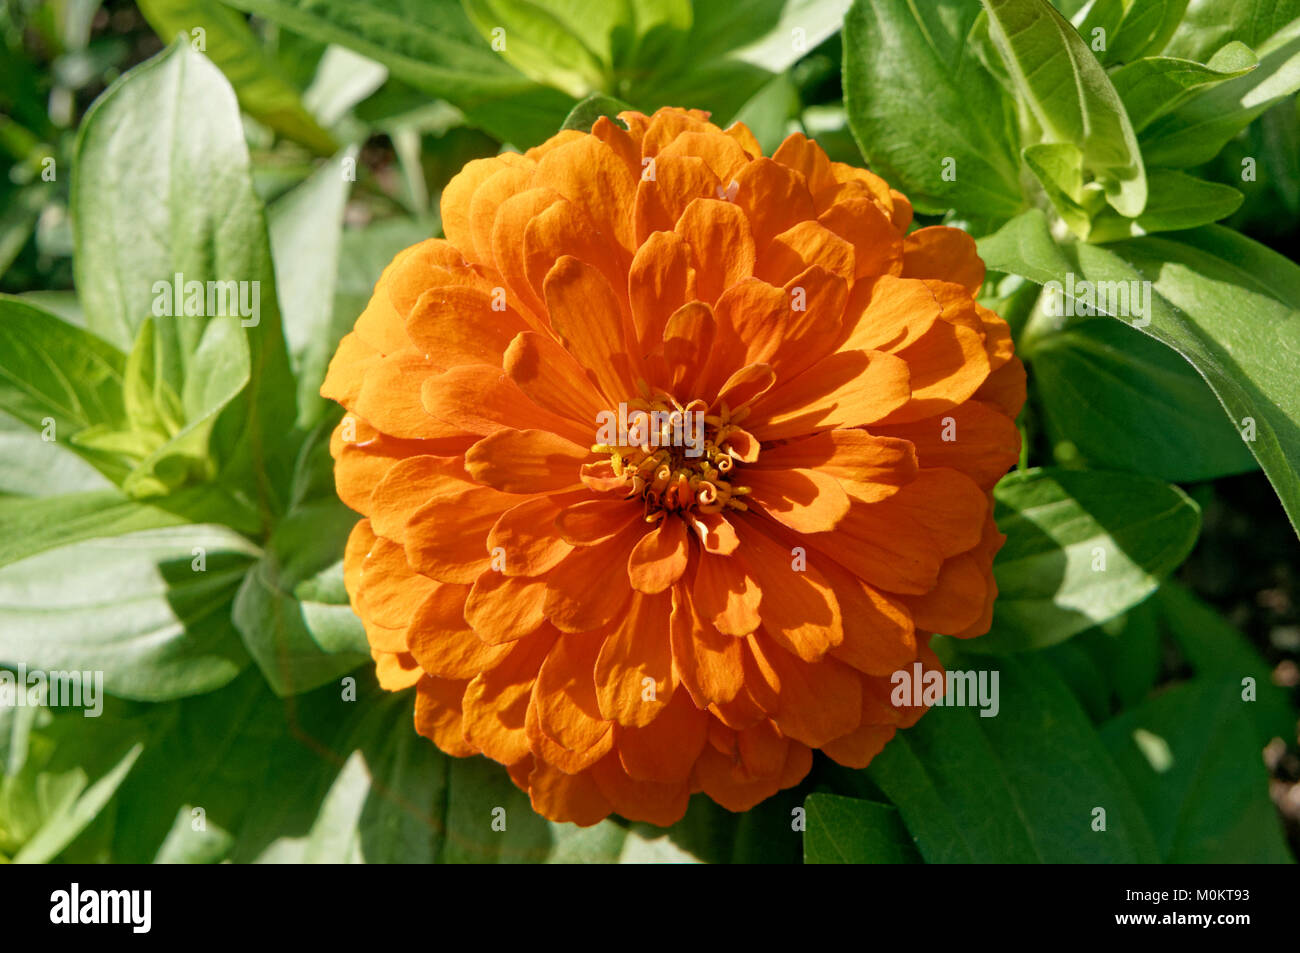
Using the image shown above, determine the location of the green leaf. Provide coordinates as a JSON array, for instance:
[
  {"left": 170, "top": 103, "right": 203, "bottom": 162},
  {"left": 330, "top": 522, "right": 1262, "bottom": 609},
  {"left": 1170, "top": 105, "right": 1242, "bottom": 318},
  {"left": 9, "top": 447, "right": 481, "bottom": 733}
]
[
  {"left": 1164, "top": 0, "right": 1300, "bottom": 63},
  {"left": 1100, "top": 679, "right": 1292, "bottom": 862},
  {"left": 1089, "top": 169, "right": 1242, "bottom": 239},
  {"left": 122, "top": 317, "right": 184, "bottom": 440},
  {"left": 462, "top": 0, "right": 612, "bottom": 99},
  {"left": 232, "top": 497, "right": 369, "bottom": 696},
  {"left": 1069, "top": 0, "right": 1188, "bottom": 66},
  {"left": 1021, "top": 141, "right": 1097, "bottom": 236},
  {"left": 105, "top": 672, "right": 373, "bottom": 862},
  {"left": 104, "top": 672, "right": 760, "bottom": 863},
  {"left": 982, "top": 0, "right": 1147, "bottom": 216},
  {"left": 123, "top": 316, "right": 253, "bottom": 497},
  {"left": 1041, "top": 600, "right": 1163, "bottom": 721},
  {"left": 1155, "top": 583, "right": 1297, "bottom": 745},
  {"left": 2, "top": 709, "right": 143, "bottom": 864},
  {"left": 302, "top": 45, "right": 389, "bottom": 127},
  {"left": 267, "top": 149, "right": 357, "bottom": 428},
  {"left": 561, "top": 92, "right": 633, "bottom": 132},
  {"left": 0, "top": 696, "right": 150, "bottom": 863},
  {"left": 0, "top": 412, "right": 113, "bottom": 497},
  {"left": 977, "top": 205, "right": 1074, "bottom": 280},
  {"left": 73, "top": 42, "right": 286, "bottom": 389},
  {"left": 630, "top": 0, "right": 847, "bottom": 129},
  {"left": 966, "top": 467, "right": 1200, "bottom": 653},
  {"left": 222, "top": 0, "right": 576, "bottom": 145},
  {"left": 0, "top": 525, "right": 257, "bottom": 701},
  {"left": 1142, "top": 18, "right": 1300, "bottom": 167},
  {"left": 73, "top": 41, "right": 298, "bottom": 511},
  {"left": 867, "top": 654, "right": 1159, "bottom": 862},
  {"left": 1029, "top": 311, "right": 1258, "bottom": 482},
  {"left": 0, "top": 295, "right": 131, "bottom": 483},
  {"left": 982, "top": 212, "right": 1300, "bottom": 537},
  {"left": 802, "top": 793, "right": 920, "bottom": 863},
  {"left": 731, "top": 73, "right": 799, "bottom": 156},
  {"left": 136, "top": 0, "right": 338, "bottom": 154},
  {"left": 842, "top": 0, "right": 1023, "bottom": 221},
  {"left": 1110, "top": 43, "right": 1258, "bottom": 134},
  {"left": 0, "top": 485, "right": 260, "bottom": 570}
]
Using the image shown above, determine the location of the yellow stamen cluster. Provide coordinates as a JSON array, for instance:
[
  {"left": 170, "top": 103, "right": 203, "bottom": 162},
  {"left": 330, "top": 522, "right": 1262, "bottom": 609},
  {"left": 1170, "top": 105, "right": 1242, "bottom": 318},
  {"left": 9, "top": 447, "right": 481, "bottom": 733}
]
[{"left": 593, "top": 384, "right": 753, "bottom": 519}]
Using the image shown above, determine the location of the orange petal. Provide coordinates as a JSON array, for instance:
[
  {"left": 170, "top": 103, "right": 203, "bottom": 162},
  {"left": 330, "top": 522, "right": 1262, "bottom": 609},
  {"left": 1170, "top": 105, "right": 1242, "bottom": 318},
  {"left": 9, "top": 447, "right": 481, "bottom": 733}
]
[
  {"left": 692, "top": 549, "right": 761, "bottom": 636},
  {"left": 685, "top": 512, "right": 739, "bottom": 555},
  {"left": 461, "top": 626, "right": 557, "bottom": 765},
  {"left": 743, "top": 466, "right": 850, "bottom": 534},
  {"left": 730, "top": 520, "right": 843, "bottom": 661},
  {"left": 594, "top": 590, "right": 674, "bottom": 726},
  {"left": 746, "top": 631, "right": 861, "bottom": 747},
  {"left": 369, "top": 454, "right": 470, "bottom": 545},
  {"left": 543, "top": 521, "right": 641, "bottom": 632},
  {"left": 752, "top": 428, "right": 917, "bottom": 503},
  {"left": 746, "top": 348, "right": 911, "bottom": 441},
  {"left": 405, "top": 482, "right": 515, "bottom": 583},
  {"left": 465, "top": 428, "right": 589, "bottom": 494},
  {"left": 467, "top": 161, "right": 536, "bottom": 268},
  {"left": 373, "top": 649, "right": 424, "bottom": 690},
  {"left": 634, "top": 152, "right": 719, "bottom": 242},
  {"left": 818, "top": 196, "right": 903, "bottom": 279},
  {"left": 615, "top": 687, "right": 709, "bottom": 782},
  {"left": 404, "top": 284, "right": 529, "bottom": 370},
  {"left": 629, "top": 231, "right": 698, "bottom": 352},
  {"left": 354, "top": 348, "right": 467, "bottom": 440},
  {"left": 669, "top": 582, "right": 744, "bottom": 707},
  {"left": 674, "top": 198, "right": 756, "bottom": 303},
  {"left": 662, "top": 300, "right": 717, "bottom": 397},
  {"left": 755, "top": 220, "right": 855, "bottom": 287},
  {"left": 464, "top": 570, "right": 548, "bottom": 644},
  {"left": 974, "top": 354, "right": 1027, "bottom": 419},
  {"left": 504, "top": 330, "right": 607, "bottom": 426},
  {"left": 659, "top": 130, "right": 751, "bottom": 184},
  {"left": 526, "top": 760, "right": 612, "bottom": 827},
  {"left": 819, "top": 558, "right": 917, "bottom": 677},
  {"left": 771, "top": 132, "right": 836, "bottom": 196},
  {"left": 556, "top": 498, "right": 642, "bottom": 545},
  {"left": 543, "top": 256, "right": 640, "bottom": 404},
  {"left": 534, "top": 630, "right": 613, "bottom": 763},
  {"left": 406, "top": 583, "right": 512, "bottom": 679},
  {"left": 901, "top": 551, "right": 988, "bottom": 634},
  {"left": 487, "top": 494, "right": 577, "bottom": 577},
  {"left": 841, "top": 275, "right": 941, "bottom": 353},
  {"left": 421, "top": 365, "right": 592, "bottom": 446},
  {"left": 808, "top": 497, "right": 944, "bottom": 596},
  {"left": 535, "top": 135, "right": 639, "bottom": 254},
  {"left": 821, "top": 722, "right": 895, "bottom": 770},
  {"left": 903, "top": 226, "right": 985, "bottom": 293},
  {"left": 523, "top": 196, "right": 628, "bottom": 311},
  {"left": 414, "top": 675, "right": 476, "bottom": 757},
  {"left": 441, "top": 155, "right": 524, "bottom": 263},
  {"left": 356, "top": 536, "right": 436, "bottom": 630},
  {"left": 627, "top": 515, "right": 689, "bottom": 593},
  {"left": 732, "top": 157, "right": 816, "bottom": 252},
  {"left": 589, "top": 754, "right": 691, "bottom": 826},
  {"left": 320, "top": 332, "right": 379, "bottom": 408},
  {"left": 874, "top": 307, "right": 991, "bottom": 426},
  {"left": 872, "top": 400, "right": 1020, "bottom": 492}
]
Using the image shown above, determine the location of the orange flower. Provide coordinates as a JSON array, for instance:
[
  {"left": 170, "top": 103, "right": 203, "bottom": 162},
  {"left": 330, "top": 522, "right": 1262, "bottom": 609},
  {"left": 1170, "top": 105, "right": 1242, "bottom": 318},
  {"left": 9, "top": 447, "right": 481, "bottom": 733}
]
[{"left": 322, "top": 107, "right": 1025, "bottom": 826}]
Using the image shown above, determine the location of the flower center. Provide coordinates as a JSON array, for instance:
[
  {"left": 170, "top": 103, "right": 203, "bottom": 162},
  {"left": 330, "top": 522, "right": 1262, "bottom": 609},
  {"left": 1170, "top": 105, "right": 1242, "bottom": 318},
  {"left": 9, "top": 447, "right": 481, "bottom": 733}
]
[{"left": 593, "top": 384, "right": 752, "bottom": 517}]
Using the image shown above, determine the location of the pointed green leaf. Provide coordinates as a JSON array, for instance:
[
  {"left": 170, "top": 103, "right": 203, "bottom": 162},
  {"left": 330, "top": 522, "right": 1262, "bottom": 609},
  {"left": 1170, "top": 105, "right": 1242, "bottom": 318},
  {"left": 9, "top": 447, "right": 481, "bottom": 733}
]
[{"left": 982, "top": 0, "right": 1147, "bottom": 216}]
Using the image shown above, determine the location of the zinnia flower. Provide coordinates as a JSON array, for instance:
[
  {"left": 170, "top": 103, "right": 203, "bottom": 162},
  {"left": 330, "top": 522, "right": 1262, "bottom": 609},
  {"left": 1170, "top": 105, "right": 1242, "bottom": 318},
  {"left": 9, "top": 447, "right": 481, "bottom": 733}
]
[{"left": 321, "top": 107, "right": 1025, "bottom": 826}]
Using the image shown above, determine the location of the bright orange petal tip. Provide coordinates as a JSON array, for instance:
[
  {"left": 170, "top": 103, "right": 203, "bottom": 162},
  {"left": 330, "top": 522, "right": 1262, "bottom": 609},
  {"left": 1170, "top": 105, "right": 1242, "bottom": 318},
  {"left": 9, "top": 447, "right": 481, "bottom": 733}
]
[{"left": 321, "top": 106, "right": 1022, "bottom": 827}]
